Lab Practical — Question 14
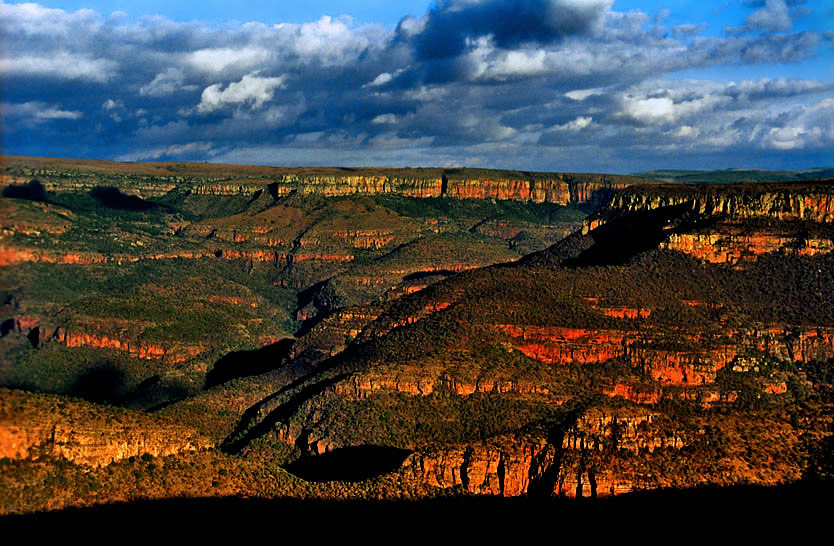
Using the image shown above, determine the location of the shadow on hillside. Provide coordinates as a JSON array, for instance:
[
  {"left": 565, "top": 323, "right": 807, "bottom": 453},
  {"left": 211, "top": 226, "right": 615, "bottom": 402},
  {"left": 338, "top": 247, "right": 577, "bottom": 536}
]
[
  {"left": 2, "top": 180, "right": 47, "bottom": 201},
  {"left": 564, "top": 203, "right": 719, "bottom": 267},
  {"left": 284, "top": 445, "right": 413, "bottom": 482},
  {"left": 67, "top": 363, "right": 128, "bottom": 405},
  {"left": 221, "top": 372, "right": 348, "bottom": 454},
  {"left": 205, "top": 339, "right": 296, "bottom": 389},
  {"left": 90, "top": 187, "right": 156, "bottom": 210}
]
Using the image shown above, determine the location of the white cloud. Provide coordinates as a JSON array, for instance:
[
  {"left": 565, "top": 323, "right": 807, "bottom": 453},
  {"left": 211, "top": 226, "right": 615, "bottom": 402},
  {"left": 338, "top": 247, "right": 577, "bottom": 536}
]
[
  {"left": 371, "top": 113, "right": 398, "bottom": 124},
  {"left": 102, "top": 99, "right": 124, "bottom": 121},
  {"left": 0, "top": 52, "right": 115, "bottom": 82},
  {"left": 403, "top": 86, "right": 449, "bottom": 102},
  {"left": 369, "top": 73, "right": 394, "bottom": 86},
  {"left": 0, "top": 2, "right": 101, "bottom": 38},
  {"left": 554, "top": 116, "right": 593, "bottom": 131},
  {"left": 367, "top": 70, "right": 405, "bottom": 87},
  {"left": 196, "top": 72, "right": 287, "bottom": 113},
  {"left": 102, "top": 99, "right": 123, "bottom": 111},
  {"left": 745, "top": 0, "right": 792, "bottom": 32},
  {"left": 117, "top": 141, "right": 217, "bottom": 161},
  {"left": 396, "top": 15, "right": 426, "bottom": 39},
  {"left": 140, "top": 68, "right": 196, "bottom": 97},
  {"left": 480, "top": 49, "right": 548, "bottom": 80},
  {"left": 565, "top": 88, "right": 604, "bottom": 101},
  {"left": 759, "top": 99, "right": 834, "bottom": 150},
  {"left": 1, "top": 101, "right": 82, "bottom": 125},
  {"left": 185, "top": 47, "right": 270, "bottom": 73},
  {"left": 672, "top": 23, "right": 707, "bottom": 37},
  {"left": 464, "top": 39, "right": 552, "bottom": 81},
  {"left": 623, "top": 97, "right": 675, "bottom": 123},
  {"left": 674, "top": 125, "right": 700, "bottom": 138},
  {"left": 274, "top": 16, "right": 385, "bottom": 66}
]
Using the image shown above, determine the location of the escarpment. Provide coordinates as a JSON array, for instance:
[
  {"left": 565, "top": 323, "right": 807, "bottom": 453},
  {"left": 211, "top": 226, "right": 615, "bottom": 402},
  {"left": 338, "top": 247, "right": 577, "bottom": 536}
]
[
  {"left": 402, "top": 407, "right": 687, "bottom": 498},
  {"left": 579, "top": 180, "right": 834, "bottom": 267},
  {"left": 0, "top": 390, "right": 211, "bottom": 467},
  {"left": 2, "top": 156, "right": 649, "bottom": 206},
  {"left": 587, "top": 182, "right": 834, "bottom": 229}
]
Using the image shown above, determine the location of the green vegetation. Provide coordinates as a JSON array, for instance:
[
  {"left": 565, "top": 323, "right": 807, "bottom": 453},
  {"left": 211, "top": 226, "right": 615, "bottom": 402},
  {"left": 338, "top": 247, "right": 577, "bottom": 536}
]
[
  {"left": 372, "top": 195, "right": 592, "bottom": 225},
  {"left": 283, "top": 390, "right": 562, "bottom": 450},
  {"left": 632, "top": 167, "right": 834, "bottom": 184}
]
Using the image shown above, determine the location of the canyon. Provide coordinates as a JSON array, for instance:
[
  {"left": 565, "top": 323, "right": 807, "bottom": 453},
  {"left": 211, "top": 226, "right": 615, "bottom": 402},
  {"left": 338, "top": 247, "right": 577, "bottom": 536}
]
[{"left": 1, "top": 156, "right": 833, "bottom": 515}]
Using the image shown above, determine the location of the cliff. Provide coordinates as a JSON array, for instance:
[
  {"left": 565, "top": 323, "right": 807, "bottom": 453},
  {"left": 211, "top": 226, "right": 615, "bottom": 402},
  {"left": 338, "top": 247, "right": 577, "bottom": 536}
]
[
  {"left": 0, "top": 389, "right": 211, "bottom": 467},
  {"left": 585, "top": 182, "right": 834, "bottom": 232},
  {"left": 1, "top": 155, "right": 650, "bottom": 206},
  {"left": 577, "top": 181, "right": 834, "bottom": 267}
]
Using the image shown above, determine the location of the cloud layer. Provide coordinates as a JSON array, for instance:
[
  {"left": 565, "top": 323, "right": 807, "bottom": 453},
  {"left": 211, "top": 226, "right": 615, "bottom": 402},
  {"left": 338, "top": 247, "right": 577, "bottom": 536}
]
[{"left": 0, "top": 0, "right": 831, "bottom": 171}]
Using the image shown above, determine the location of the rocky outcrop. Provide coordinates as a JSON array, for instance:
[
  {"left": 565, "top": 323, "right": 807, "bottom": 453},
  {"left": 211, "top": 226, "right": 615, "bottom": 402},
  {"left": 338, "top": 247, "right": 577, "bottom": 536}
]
[
  {"left": 0, "top": 422, "right": 209, "bottom": 467},
  {"left": 286, "top": 305, "right": 383, "bottom": 365},
  {"left": 585, "top": 182, "right": 834, "bottom": 234},
  {"left": 401, "top": 406, "right": 685, "bottom": 498},
  {"left": 662, "top": 231, "right": 833, "bottom": 264},
  {"left": 333, "top": 373, "right": 549, "bottom": 398},
  {"left": 0, "top": 245, "right": 216, "bottom": 266},
  {"left": 332, "top": 230, "right": 396, "bottom": 249},
  {"left": 496, "top": 322, "right": 832, "bottom": 388},
  {"left": 53, "top": 328, "right": 203, "bottom": 363},
  {"left": 0, "top": 244, "right": 358, "bottom": 267},
  {"left": 0, "top": 390, "right": 211, "bottom": 467},
  {"left": 499, "top": 325, "right": 627, "bottom": 366},
  {"left": 403, "top": 438, "right": 551, "bottom": 496},
  {"left": 565, "top": 409, "right": 683, "bottom": 455},
  {"left": 2, "top": 157, "right": 649, "bottom": 206},
  {"left": 3, "top": 316, "right": 204, "bottom": 363},
  {"left": 602, "top": 383, "right": 662, "bottom": 405}
]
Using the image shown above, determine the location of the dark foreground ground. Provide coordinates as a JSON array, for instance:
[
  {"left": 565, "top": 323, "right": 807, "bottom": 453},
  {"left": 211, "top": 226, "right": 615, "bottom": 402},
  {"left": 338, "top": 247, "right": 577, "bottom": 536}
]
[{"left": 4, "top": 481, "right": 832, "bottom": 530}]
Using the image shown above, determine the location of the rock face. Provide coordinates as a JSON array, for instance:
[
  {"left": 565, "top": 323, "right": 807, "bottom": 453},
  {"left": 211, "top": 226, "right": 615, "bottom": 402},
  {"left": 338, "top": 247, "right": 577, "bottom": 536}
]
[
  {"left": 0, "top": 421, "right": 207, "bottom": 467},
  {"left": 0, "top": 390, "right": 211, "bottom": 467},
  {"left": 581, "top": 181, "right": 834, "bottom": 267},
  {"left": 662, "top": 230, "right": 833, "bottom": 264},
  {"left": 401, "top": 407, "right": 685, "bottom": 498},
  {"left": 588, "top": 184, "right": 834, "bottom": 229},
  {"left": 404, "top": 436, "right": 551, "bottom": 497},
  {"left": 4, "top": 315, "right": 205, "bottom": 363},
  {"left": 1, "top": 156, "right": 648, "bottom": 206}
]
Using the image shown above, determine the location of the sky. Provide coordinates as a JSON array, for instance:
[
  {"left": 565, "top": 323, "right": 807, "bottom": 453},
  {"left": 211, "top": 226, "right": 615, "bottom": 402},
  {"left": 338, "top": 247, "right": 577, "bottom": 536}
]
[{"left": 1, "top": 1, "right": 832, "bottom": 173}]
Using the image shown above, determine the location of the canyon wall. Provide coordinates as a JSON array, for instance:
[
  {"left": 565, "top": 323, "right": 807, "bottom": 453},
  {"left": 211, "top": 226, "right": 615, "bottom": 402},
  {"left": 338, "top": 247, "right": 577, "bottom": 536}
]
[
  {"left": 0, "top": 391, "right": 211, "bottom": 467},
  {"left": 585, "top": 184, "right": 834, "bottom": 233},
  {"left": 2, "top": 163, "right": 649, "bottom": 206}
]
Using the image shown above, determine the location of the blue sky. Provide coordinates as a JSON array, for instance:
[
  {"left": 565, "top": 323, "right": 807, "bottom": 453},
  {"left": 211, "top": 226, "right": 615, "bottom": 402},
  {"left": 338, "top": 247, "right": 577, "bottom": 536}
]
[
  {"left": 24, "top": 1, "right": 435, "bottom": 25},
  {"left": 1, "top": 1, "right": 832, "bottom": 172}
]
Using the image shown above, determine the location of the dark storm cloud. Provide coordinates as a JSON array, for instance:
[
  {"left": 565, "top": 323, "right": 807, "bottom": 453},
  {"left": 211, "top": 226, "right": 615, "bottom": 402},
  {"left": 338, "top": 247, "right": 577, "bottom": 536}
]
[
  {"left": 405, "top": 0, "right": 612, "bottom": 60},
  {"left": 0, "top": 1, "right": 831, "bottom": 171}
]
